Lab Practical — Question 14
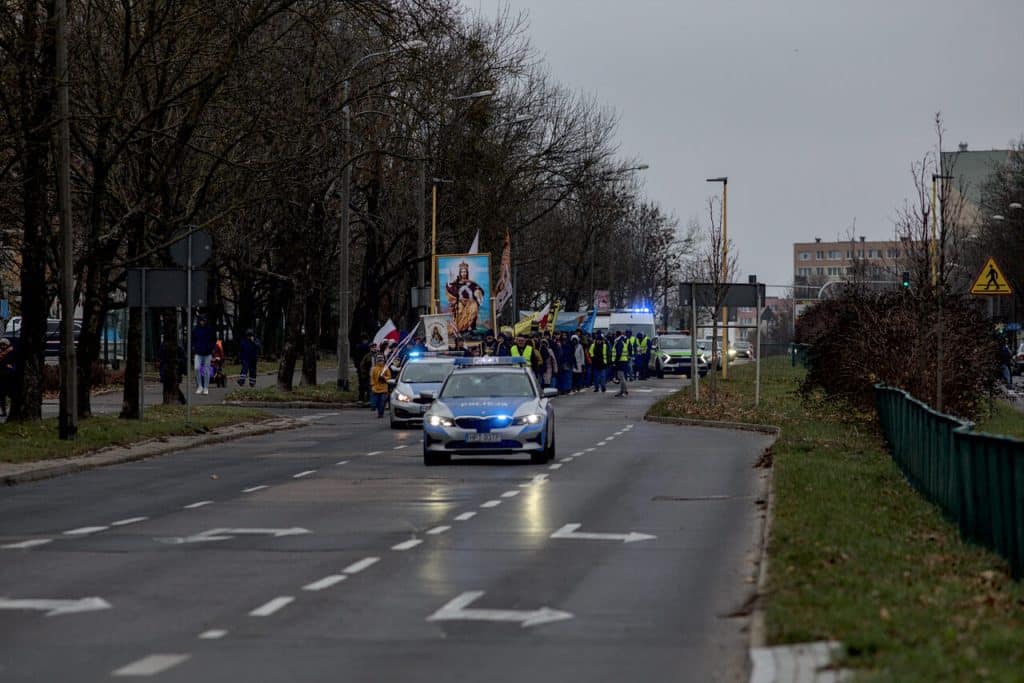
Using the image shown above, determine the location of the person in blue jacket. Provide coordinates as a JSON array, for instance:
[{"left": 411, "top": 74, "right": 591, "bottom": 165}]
[
  {"left": 238, "top": 329, "right": 261, "bottom": 387},
  {"left": 191, "top": 315, "right": 215, "bottom": 395}
]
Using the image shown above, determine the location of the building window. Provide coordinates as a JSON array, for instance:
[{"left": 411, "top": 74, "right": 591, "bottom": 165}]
[
  {"left": 797, "top": 267, "right": 811, "bottom": 276},
  {"left": 816, "top": 267, "right": 825, "bottom": 275},
  {"left": 857, "top": 250, "right": 864, "bottom": 258},
  {"left": 887, "top": 248, "right": 899, "bottom": 258},
  {"left": 816, "top": 251, "right": 824, "bottom": 259},
  {"left": 868, "top": 249, "right": 878, "bottom": 258},
  {"left": 827, "top": 250, "right": 840, "bottom": 259},
  {"left": 846, "top": 250, "right": 852, "bottom": 259},
  {"left": 799, "top": 252, "right": 811, "bottom": 260}
]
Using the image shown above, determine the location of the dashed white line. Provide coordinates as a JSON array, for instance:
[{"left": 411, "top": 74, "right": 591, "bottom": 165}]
[
  {"left": 585, "top": 448, "right": 596, "bottom": 452},
  {"left": 596, "top": 441, "right": 607, "bottom": 446},
  {"left": 606, "top": 436, "right": 616, "bottom": 441},
  {"left": 343, "top": 557, "right": 380, "bottom": 574},
  {"left": 480, "top": 500, "right": 502, "bottom": 508},
  {"left": 392, "top": 539, "right": 423, "bottom": 551},
  {"left": 454, "top": 512, "right": 477, "bottom": 521},
  {"left": 112, "top": 654, "right": 191, "bottom": 677},
  {"left": 559, "top": 457, "right": 574, "bottom": 463},
  {"left": 198, "top": 629, "right": 227, "bottom": 640},
  {"left": 111, "top": 517, "right": 148, "bottom": 527},
  {"left": 366, "top": 451, "right": 383, "bottom": 456},
  {"left": 336, "top": 460, "right": 350, "bottom": 466},
  {"left": 293, "top": 470, "right": 316, "bottom": 479},
  {"left": 64, "top": 526, "right": 108, "bottom": 536},
  {"left": 426, "top": 525, "right": 451, "bottom": 535},
  {"left": 184, "top": 501, "right": 213, "bottom": 510},
  {"left": 303, "top": 575, "right": 347, "bottom": 591},
  {"left": 243, "top": 485, "right": 268, "bottom": 493},
  {"left": 501, "top": 490, "right": 520, "bottom": 498},
  {"left": 572, "top": 451, "right": 585, "bottom": 456},
  {"left": 250, "top": 596, "right": 294, "bottom": 617},
  {"left": 393, "top": 445, "right": 408, "bottom": 450},
  {"left": 548, "top": 464, "right": 563, "bottom": 470},
  {"left": 2, "top": 539, "right": 52, "bottom": 549}
]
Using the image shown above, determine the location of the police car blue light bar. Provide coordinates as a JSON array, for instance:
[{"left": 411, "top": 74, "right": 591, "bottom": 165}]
[{"left": 453, "top": 356, "right": 527, "bottom": 367}]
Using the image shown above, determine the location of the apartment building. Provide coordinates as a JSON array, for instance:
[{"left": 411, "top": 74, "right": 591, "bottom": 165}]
[{"left": 793, "top": 236, "right": 908, "bottom": 287}]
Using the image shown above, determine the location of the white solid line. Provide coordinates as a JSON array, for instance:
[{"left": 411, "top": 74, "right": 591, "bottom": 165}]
[
  {"left": 198, "top": 629, "right": 228, "bottom": 640},
  {"left": 184, "top": 501, "right": 213, "bottom": 509},
  {"left": 243, "top": 485, "right": 268, "bottom": 493},
  {"left": 454, "top": 512, "right": 477, "bottom": 521},
  {"left": 392, "top": 539, "right": 423, "bottom": 551},
  {"left": 393, "top": 445, "right": 408, "bottom": 450},
  {"left": 64, "top": 526, "right": 108, "bottom": 536},
  {"left": 112, "top": 654, "right": 191, "bottom": 677},
  {"left": 501, "top": 490, "right": 520, "bottom": 498},
  {"left": 343, "top": 557, "right": 380, "bottom": 574},
  {"left": 250, "top": 596, "right": 294, "bottom": 617},
  {"left": 366, "top": 451, "right": 383, "bottom": 456},
  {"left": 548, "top": 464, "right": 562, "bottom": 470},
  {"left": 111, "top": 517, "right": 148, "bottom": 527},
  {"left": 2, "top": 539, "right": 52, "bottom": 549},
  {"left": 303, "top": 575, "right": 347, "bottom": 591},
  {"left": 426, "top": 525, "right": 451, "bottom": 535},
  {"left": 336, "top": 460, "right": 349, "bottom": 465},
  {"left": 480, "top": 500, "right": 501, "bottom": 508},
  {"left": 293, "top": 470, "right": 316, "bottom": 479}
]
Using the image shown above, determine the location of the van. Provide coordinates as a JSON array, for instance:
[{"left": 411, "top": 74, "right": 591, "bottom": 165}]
[{"left": 608, "top": 310, "right": 656, "bottom": 340}]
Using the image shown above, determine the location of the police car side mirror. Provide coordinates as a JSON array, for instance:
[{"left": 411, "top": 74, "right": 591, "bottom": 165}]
[
  {"left": 542, "top": 388, "right": 558, "bottom": 399},
  {"left": 419, "top": 391, "right": 436, "bottom": 402}
]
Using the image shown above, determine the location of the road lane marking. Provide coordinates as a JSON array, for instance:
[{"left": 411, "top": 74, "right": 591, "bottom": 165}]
[
  {"left": 454, "top": 512, "right": 477, "bottom": 521},
  {"left": 303, "top": 575, "right": 347, "bottom": 591},
  {"left": 64, "top": 526, "right": 108, "bottom": 536},
  {"left": 184, "top": 501, "right": 213, "bottom": 509},
  {"left": 198, "top": 630, "right": 227, "bottom": 640},
  {"left": 2, "top": 539, "right": 52, "bottom": 549},
  {"left": 392, "top": 539, "right": 423, "bottom": 551},
  {"left": 298, "top": 412, "right": 339, "bottom": 422},
  {"left": 551, "top": 523, "right": 657, "bottom": 543},
  {"left": 559, "top": 458, "right": 573, "bottom": 463},
  {"left": 336, "top": 460, "right": 350, "bottom": 465},
  {"left": 548, "top": 464, "right": 562, "bottom": 470},
  {"left": 113, "top": 654, "right": 191, "bottom": 677},
  {"left": 480, "top": 500, "right": 501, "bottom": 508},
  {"left": 606, "top": 436, "right": 616, "bottom": 441},
  {"left": 111, "top": 517, "right": 148, "bottom": 527},
  {"left": 250, "top": 597, "right": 294, "bottom": 617},
  {"left": 343, "top": 557, "right": 380, "bottom": 574},
  {"left": 393, "top": 445, "right": 408, "bottom": 450},
  {"left": 426, "top": 591, "right": 573, "bottom": 628},
  {"left": 596, "top": 441, "right": 607, "bottom": 446},
  {"left": 0, "top": 597, "right": 110, "bottom": 615},
  {"left": 585, "top": 448, "right": 595, "bottom": 452},
  {"left": 572, "top": 451, "right": 585, "bottom": 456},
  {"left": 243, "top": 485, "right": 268, "bottom": 493},
  {"left": 366, "top": 451, "right": 383, "bottom": 456},
  {"left": 426, "top": 526, "right": 451, "bottom": 535},
  {"left": 293, "top": 470, "right": 316, "bottom": 479},
  {"left": 501, "top": 490, "right": 520, "bottom": 498}
]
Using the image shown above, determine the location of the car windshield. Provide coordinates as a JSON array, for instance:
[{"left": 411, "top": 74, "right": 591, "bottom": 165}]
[
  {"left": 733, "top": 341, "right": 750, "bottom": 349},
  {"left": 401, "top": 362, "right": 452, "bottom": 384},
  {"left": 441, "top": 372, "right": 535, "bottom": 399},
  {"left": 659, "top": 337, "right": 692, "bottom": 350}
]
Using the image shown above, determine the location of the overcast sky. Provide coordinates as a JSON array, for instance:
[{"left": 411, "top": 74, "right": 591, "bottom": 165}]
[{"left": 473, "top": 0, "right": 1024, "bottom": 287}]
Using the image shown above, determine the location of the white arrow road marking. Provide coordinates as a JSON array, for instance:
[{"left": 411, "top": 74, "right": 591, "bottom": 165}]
[
  {"left": 113, "top": 654, "right": 190, "bottom": 677},
  {"left": 250, "top": 596, "right": 294, "bottom": 617},
  {"left": 0, "top": 597, "right": 111, "bottom": 616},
  {"left": 198, "top": 629, "right": 227, "bottom": 640},
  {"left": 343, "top": 557, "right": 379, "bottom": 574},
  {"left": 64, "top": 526, "right": 108, "bottom": 536},
  {"left": 550, "top": 523, "right": 656, "bottom": 544},
  {"left": 427, "top": 591, "right": 573, "bottom": 628},
  {"left": 160, "top": 528, "right": 311, "bottom": 544},
  {"left": 2, "top": 539, "right": 52, "bottom": 549},
  {"left": 454, "top": 512, "right": 477, "bottom": 521}
]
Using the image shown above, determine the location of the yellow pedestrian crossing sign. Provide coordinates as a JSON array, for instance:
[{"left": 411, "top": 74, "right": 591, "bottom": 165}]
[{"left": 970, "top": 258, "right": 1013, "bottom": 296}]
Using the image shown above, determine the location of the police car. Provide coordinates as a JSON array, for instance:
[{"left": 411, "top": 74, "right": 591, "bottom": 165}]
[
  {"left": 421, "top": 357, "right": 558, "bottom": 466},
  {"left": 387, "top": 353, "right": 458, "bottom": 428}
]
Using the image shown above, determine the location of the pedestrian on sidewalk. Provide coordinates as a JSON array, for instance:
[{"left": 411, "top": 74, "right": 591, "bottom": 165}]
[
  {"left": 369, "top": 354, "right": 391, "bottom": 419},
  {"left": 0, "top": 338, "right": 15, "bottom": 417},
  {"left": 358, "top": 344, "right": 376, "bottom": 407},
  {"left": 613, "top": 330, "right": 630, "bottom": 397},
  {"left": 191, "top": 315, "right": 215, "bottom": 395},
  {"left": 238, "top": 329, "right": 261, "bottom": 388}
]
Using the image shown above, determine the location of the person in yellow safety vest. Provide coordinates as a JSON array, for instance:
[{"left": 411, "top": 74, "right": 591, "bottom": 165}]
[
  {"left": 625, "top": 330, "right": 639, "bottom": 380},
  {"left": 511, "top": 334, "right": 534, "bottom": 363},
  {"left": 612, "top": 331, "right": 630, "bottom": 397},
  {"left": 588, "top": 332, "right": 611, "bottom": 393},
  {"left": 637, "top": 333, "right": 650, "bottom": 380}
]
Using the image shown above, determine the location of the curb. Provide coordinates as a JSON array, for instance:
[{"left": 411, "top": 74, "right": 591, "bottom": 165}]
[
  {"left": 2, "top": 417, "right": 306, "bottom": 486},
  {"left": 644, "top": 414, "right": 781, "bottom": 436},
  {"left": 750, "top": 454, "right": 775, "bottom": 649},
  {"left": 222, "top": 401, "right": 361, "bottom": 410}
]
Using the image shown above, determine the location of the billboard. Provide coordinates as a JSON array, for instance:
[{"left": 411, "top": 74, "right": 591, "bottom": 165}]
[{"left": 435, "top": 253, "right": 493, "bottom": 336}]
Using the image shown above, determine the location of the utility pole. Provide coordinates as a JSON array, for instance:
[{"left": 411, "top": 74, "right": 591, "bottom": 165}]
[
  {"left": 56, "top": 0, "right": 77, "bottom": 439},
  {"left": 336, "top": 78, "right": 351, "bottom": 391}
]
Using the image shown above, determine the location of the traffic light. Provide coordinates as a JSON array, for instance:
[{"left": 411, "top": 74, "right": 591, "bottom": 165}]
[{"left": 901, "top": 271, "right": 911, "bottom": 289}]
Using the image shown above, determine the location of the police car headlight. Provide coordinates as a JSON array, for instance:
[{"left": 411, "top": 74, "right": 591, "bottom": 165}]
[
  {"left": 512, "top": 413, "right": 543, "bottom": 426},
  {"left": 428, "top": 415, "right": 455, "bottom": 428},
  {"left": 395, "top": 392, "right": 413, "bottom": 403}
]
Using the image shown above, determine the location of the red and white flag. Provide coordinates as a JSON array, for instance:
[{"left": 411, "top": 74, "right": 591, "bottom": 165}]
[
  {"left": 535, "top": 302, "right": 552, "bottom": 330},
  {"left": 373, "top": 319, "right": 400, "bottom": 346}
]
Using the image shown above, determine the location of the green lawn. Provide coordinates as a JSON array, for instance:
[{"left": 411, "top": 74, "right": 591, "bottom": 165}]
[
  {"left": 648, "top": 358, "right": 1024, "bottom": 682},
  {"left": 225, "top": 381, "right": 357, "bottom": 404},
  {"left": 975, "top": 399, "right": 1024, "bottom": 439},
  {"left": 0, "top": 405, "right": 270, "bottom": 464}
]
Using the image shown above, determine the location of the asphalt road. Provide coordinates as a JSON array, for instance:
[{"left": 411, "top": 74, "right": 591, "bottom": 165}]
[{"left": 0, "top": 377, "right": 773, "bottom": 682}]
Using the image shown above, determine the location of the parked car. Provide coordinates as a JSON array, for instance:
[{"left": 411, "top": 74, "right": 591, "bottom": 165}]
[
  {"left": 1, "top": 317, "right": 81, "bottom": 356},
  {"left": 732, "top": 340, "right": 754, "bottom": 359}
]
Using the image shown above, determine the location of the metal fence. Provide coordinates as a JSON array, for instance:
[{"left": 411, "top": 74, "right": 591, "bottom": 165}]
[{"left": 875, "top": 385, "right": 1024, "bottom": 579}]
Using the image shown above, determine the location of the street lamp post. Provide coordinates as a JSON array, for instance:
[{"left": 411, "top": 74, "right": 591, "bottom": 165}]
[
  {"left": 706, "top": 176, "right": 728, "bottom": 379},
  {"left": 336, "top": 41, "right": 426, "bottom": 391}
]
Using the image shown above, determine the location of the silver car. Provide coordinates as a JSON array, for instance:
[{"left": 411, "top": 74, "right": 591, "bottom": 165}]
[
  {"left": 422, "top": 357, "right": 557, "bottom": 466},
  {"left": 388, "top": 356, "right": 457, "bottom": 428}
]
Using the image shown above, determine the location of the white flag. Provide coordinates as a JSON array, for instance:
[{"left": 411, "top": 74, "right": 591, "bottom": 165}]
[{"left": 467, "top": 230, "right": 480, "bottom": 254}]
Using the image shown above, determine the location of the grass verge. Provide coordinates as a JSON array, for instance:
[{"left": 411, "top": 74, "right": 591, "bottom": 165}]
[
  {"left": 0, "top": 405, "right": 270, "bottom": 465},
  {"left": 648, "top": 357, "right": 1024, "bottom": 682},
  {"left": 225, "top": 381, "right": 357, "bottom": 404},
  {"left": 975, "top": 399, "right": 1024, "bottom": 439}
]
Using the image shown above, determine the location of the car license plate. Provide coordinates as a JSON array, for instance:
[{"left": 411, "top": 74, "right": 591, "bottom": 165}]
[{"left": 467, "top": 433, "right": 500, "bottom": 443}]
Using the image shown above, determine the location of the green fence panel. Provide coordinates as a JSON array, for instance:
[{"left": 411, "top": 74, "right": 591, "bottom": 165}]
[{"left": 875, "top": 385, "right": 1023, "bottom": 580}]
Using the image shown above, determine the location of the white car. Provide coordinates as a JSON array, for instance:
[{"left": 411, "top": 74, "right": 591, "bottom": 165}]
[{"left": 388, "top": 355, "right": 457, "bottom": 428}]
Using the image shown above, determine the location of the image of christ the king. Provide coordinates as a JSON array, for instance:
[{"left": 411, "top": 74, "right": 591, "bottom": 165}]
[{"left": 445, "top": 261, "right": 485, "bottom": 334}]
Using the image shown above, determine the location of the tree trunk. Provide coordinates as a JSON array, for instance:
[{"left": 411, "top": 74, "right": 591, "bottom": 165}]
[
  {"left": 276, "top": 289, "right": 302, "bottom": 391},
  {"left": 120, "top": 306, "right": 142, "bottom": 419},
  {"left": 300, "top": 288, "right": 320, "bottom": 386},
  {"left": 161, "top": 309, "right": 181, "bottom": 405}
]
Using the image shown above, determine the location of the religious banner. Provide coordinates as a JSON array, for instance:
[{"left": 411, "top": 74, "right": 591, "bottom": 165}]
[
  {"left": 493, "top": 229, "right": 513, "bottom": 313},
  {"left": 435, "top": 253, "right": 494, "bottom": 336},
  {"left": 422, "top": 314, "right": 452, "bottom": 351}
]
